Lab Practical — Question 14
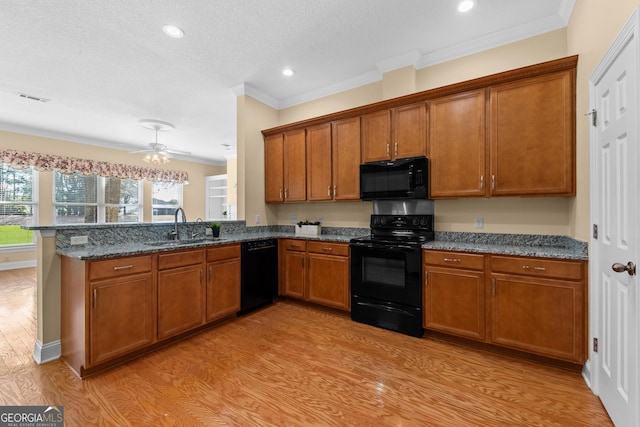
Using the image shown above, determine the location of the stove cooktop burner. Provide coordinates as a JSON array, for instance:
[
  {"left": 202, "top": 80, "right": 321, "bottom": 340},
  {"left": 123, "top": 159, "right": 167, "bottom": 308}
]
[{"left": 351, "top": 214, "right": 434, "bottom": 246}]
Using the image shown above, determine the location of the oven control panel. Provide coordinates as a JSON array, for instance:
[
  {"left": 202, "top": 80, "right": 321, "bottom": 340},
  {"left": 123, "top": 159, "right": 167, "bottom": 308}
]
[{"left": 370, "top": 215, "right": 433, "bottom": 230}]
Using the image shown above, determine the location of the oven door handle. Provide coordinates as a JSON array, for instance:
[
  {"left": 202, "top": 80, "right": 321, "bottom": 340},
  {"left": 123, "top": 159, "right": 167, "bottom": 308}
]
[
  {"left": 350, "top": 243, "right": 418, "bottom": 252},
  {"left": 356, "top": 301, "right": 415, "bottom": 316}
]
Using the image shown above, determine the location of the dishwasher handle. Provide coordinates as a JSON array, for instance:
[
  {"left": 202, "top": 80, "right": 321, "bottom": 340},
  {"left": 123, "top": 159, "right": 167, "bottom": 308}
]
[{"left": 247, "top": 245, "right": 277, "bottom": 252}]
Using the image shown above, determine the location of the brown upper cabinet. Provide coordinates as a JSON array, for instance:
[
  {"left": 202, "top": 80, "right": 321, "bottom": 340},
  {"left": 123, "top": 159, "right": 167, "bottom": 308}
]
[
  {"left": 428, "top": 69, "right": 575, "bottom": 198},
  {"left": 263, "top": 55, "right": 577, "bottom": 201},
  {"left": 264, "top": 133, "right": 284, "bottom": 203},
  {"left": 267, "top": 118, "right": 361, "bottom": 204},
  {"left": 489, "top": 71, "right": 575, "bottom": 196},
  {"left": 331, "top": 117, "right": 361, "bottom": 200},
  {"left": 361, "top": 102, "right": 427, "bottom": 162},
  {"left": 306, "top": 118, "right": 361, "bottom": 201},
  {"left": 428, "top": 90, "right": 487, "bottom": 198},
  {"left": 306, "top": 123, "right": 333, "bottom": 201},
  {"left": 264, "top": 129, "right": 306, "bottom": 203}
]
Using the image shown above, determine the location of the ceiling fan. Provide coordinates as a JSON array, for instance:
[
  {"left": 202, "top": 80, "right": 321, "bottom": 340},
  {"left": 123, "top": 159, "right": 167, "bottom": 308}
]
[{"left": 131, "top": 119, "right": 191, "bottom": 164}]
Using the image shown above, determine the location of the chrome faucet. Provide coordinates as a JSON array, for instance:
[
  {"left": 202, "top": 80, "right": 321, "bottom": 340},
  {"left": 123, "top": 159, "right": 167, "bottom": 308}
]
[{"left": 172, "top": 207, "right": 187, "bottom": 240}]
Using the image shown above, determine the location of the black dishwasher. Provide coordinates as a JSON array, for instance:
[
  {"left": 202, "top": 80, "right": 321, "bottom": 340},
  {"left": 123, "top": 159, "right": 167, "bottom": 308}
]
[{"left": 240, "top": 239, "right": 278, "bottom": 314}]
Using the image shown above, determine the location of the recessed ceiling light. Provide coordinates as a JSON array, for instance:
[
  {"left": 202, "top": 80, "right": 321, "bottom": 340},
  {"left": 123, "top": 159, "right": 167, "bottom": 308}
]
[
  {"left": 282, "top": 68, "right": 295, "bottom": 77},
  {"left": 162, "top": 24, "right": 184, "bottom": 38},
  {"left": 458, "top": 0, "right": 475, "bottom": 12}
]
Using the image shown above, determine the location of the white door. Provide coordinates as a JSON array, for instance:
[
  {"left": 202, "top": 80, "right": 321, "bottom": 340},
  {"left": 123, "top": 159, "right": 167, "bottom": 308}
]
[{"left": 590, "top": 8, "right": 640, "bottom": 427}]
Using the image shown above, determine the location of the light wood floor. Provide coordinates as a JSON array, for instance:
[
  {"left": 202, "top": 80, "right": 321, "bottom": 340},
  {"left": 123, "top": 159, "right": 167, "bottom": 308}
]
[{"left": 0, "top": 267, "right": 612, "bottom": 426}]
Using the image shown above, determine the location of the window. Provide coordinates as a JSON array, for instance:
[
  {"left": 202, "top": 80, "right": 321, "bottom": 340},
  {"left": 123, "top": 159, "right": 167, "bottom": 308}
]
[
  {"left": 54, "top": 172, "right": 142, "bottom": 224},
  {"left": 0, "top": 165, "right": 37, "bottom": 246},
  {"left": 152, "top": 181, "right": 183, "bottom": 222}
]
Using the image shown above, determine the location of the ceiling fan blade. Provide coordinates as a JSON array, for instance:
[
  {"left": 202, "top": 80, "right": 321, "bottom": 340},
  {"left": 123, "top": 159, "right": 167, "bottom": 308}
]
[
  {"left": 164, "top": 148, "right": 191, "bottom": 155},
  {"left": 129, "top": 149, "right": 152, "bottom": 154}
]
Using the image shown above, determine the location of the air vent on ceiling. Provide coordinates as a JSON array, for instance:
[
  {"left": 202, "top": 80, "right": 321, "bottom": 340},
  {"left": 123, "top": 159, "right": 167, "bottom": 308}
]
[{"left": 17, "top": 93, "right": 50, "bottom": 103}]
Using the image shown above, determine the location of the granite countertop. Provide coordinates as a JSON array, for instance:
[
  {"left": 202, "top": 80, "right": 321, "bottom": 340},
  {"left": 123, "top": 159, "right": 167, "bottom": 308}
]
[
  {"left": 56, "top": 232, "right": 363, "bottom": 260},
  {"left": 52, "top": 223, "right": 588, "bottom": 262},
  {"left": 422, "top": 232, "right": 588, "bottom": 261}
]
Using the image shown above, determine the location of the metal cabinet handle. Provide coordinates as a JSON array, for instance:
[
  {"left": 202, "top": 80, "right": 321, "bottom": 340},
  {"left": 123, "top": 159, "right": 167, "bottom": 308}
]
[
  {"left": 612, "top": 262, "right": 636, "bottom": 276},
  {"left": 322, "top": 247, "right": 333, "bottom": 252},
  {"left": 480, "top": 175, "right": 484, "bottom": 190},
  {"left": 284, "top": 189, "right": 288, "bottom": 199},
  {"left": 113, "top": 264, "right": 134, "bottom": 270},
  {"left": 333, "top": 185, "right": 336, "bottom": 197},
  {"left": 522, "top": 265, "right": 546, "bottom": 271},
  {"left": 443, "top": 258, "right": 461, "bottom": 263},
  {"left": 386, "top": 143, "right": 390, "bottom": 156},
  {"left": 394, "top": 142, "right": 398, "bottom": 156},
  {"left": 327, "top": 185, "right": 331, "bottom": 197},
  {"left": 491, "top": 175, "right": 495, "bottom": 190},
  {"left": 93, "top": 288, "right": 97, "bottom": 308},
  {"left": 280, "top": 189, "right": 283, "bottom": 201}
]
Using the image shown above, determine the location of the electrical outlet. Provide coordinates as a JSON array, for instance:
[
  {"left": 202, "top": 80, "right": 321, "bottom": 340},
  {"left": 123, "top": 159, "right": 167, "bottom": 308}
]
[
  {"left": 290, "top": 215, "right": 297, "bottom": 223},
  {"left": 205, "top": 228, "right": 212, "bottom": 235},
  {"left": 70, "top": 235, "right": 88, "bottom": 245},
  {"left": 255, "top": 214, "right": 260, "bottom": 224},
  {"left": 475, "top": 217, "right": 484, "bottom": 229}
]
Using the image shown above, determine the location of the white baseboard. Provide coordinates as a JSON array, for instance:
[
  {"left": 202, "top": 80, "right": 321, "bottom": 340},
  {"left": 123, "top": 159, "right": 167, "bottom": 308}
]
[
  {"left": 0, "top": 260, "right": 36, "bottom": 271},
  {"left": 582, "top": 359, "right": 593, "bottom": 390},
  {"left": 33, "top": 339, "right": 61, "bottom": 364}
]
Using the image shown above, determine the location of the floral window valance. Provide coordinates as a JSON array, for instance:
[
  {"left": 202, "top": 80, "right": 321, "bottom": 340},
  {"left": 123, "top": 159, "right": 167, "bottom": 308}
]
[{"left": 1, "top": 149, "right": 189, "bottom": 183}]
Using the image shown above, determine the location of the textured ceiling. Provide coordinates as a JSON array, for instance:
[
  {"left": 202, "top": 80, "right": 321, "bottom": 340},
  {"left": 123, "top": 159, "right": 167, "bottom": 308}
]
[{"left": 0, "top": 0, "right": 574, "bottom": 165}]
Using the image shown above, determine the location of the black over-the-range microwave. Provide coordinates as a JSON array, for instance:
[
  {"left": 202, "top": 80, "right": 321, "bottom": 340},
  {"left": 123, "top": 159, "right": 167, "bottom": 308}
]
[{"left": 359, "top": 156, "right": 429, "bottom": 200}]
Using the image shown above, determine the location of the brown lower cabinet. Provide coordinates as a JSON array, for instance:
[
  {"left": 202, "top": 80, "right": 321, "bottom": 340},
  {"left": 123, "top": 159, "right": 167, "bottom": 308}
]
[
  {"left": 61, "top": 244, "right": 241, "bottom": 377},
  {"left": 423, "top": 251, "right": 486, "bottom": 341},
  {"left": 423, "top": 250, "right": 587, "bottom": 364},
  {"left": 157, "top": 249, "right": 205, "bottom": 340},
  {"left": 206, "top": 245, "right": 241, "bottom": 322},
  {"left": 280, "top": 239, "right": 350, "bottom": 311}
]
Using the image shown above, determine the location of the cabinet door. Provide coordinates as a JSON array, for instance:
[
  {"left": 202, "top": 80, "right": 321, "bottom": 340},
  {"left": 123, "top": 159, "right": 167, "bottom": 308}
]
[
  {"left": 89, "top": 273, "right": 155, "bottom": 367},
  {"left": 206, "top": 258, "right": 241, "bottom": 322},
  {"left": 490, "top": 273, "right": 584, "bottom": 363},
  {"left": 157, "top": 264, "right": 204, "bottom": 340},
  {"left": 424, "top": 267, "right": 485, "bottom": 340},
  {"left": 306, "top": 123, "right": 333, "bottom": 201},
  {"left": 265, "top": 134, "right": 284, "bottom": 203},
  {"left": 332, "top": 117, "right": 361, "bottom": 200},
  {"left": 307, "top": 253, "right": 350, "bottom": 310},
  {"left": 489, "top": 70, "right": 575, "bottom": 196},
  {"left": 393, "top": 102, "right": 426, "bottom": 159},
  {"left": 428, "top": 90, "right": 487, "bottom": 198},
  {"left": 361, "top": 109, "right": 392, "bottom": 162},
  {"left": 283, "top": 250, "right": 306, "bottom": 299},
  {"left": 283, "top": 129, "right": 307, "bottom": 201}
]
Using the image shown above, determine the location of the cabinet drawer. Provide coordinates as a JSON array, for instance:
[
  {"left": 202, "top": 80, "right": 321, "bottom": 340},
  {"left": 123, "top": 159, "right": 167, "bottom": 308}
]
[
  {"left": 307, "top": 241, "right": 349, "bottom": 257},
  {"left": 158, "top": 249, "right": 205, "bottom": 270},
  {"left": 424, "top": 250, "right": 485, "bottom": 270},
  {"left": 207, "top": 244, "right": 240, "bottom": 262},
  {"left": 89, "top": 255, "right": 152, "bottom": 281},
  {"left": 490, "top": 255, "right": 583, "bottom": 280},
  {"left": 282, "top": 239, "right": 306, "bottom": 252}
]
